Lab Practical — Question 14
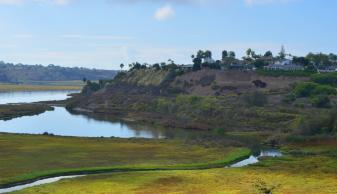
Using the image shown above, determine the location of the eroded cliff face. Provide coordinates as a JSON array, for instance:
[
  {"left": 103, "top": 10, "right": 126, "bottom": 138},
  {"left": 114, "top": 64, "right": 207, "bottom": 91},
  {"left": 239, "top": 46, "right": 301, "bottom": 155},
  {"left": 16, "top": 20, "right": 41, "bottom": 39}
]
[{"left": 111, "top": 69, "right": 309, "bottom": 96}]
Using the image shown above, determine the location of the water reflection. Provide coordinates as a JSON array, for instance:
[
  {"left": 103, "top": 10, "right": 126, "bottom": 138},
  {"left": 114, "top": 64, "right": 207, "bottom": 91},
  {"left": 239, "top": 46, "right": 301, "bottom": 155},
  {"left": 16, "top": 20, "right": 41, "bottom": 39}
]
[
  {"left": 0, "top": 107, "right": 201, "bottom": 139},
  {"left": 0, "top": 90, "right": 78, "bottom": 104}
]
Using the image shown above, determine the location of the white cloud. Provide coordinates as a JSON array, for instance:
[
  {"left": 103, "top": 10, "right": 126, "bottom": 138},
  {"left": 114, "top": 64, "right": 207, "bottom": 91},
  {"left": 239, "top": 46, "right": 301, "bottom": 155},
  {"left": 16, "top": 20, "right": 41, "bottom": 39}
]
[{"left": 154, "top": 5, "right": 175, "bottom": 21}]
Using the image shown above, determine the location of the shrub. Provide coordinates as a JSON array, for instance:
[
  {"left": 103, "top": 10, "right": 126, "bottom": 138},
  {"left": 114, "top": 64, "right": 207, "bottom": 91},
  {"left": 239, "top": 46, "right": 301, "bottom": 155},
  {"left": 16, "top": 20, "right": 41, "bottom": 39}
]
[
  {"left": 283, "top": 93, "right": 296, "bottom": 103},
  {"left": 213, "top": 128, "right": 226, "bottom": 136},
  {"left": 293, "top": 82, "right": 317, "bottom": 97},
  {"left": 176, "top": 95, "right": 202, "bottom": 106},
  {"left": 82, "top": 81, "right": 102, "bottom": 95},
  {"left": 312, "top": 85, "right": 337, "bottom": 96},
  {"left": 310, "top": 95, "right": 331, "bottom": 108},
  {"left": 252, "top": 80, "right": 267, "bottom": 88},
  {"left": 243, "top": 91, "right": 268, "bottom": 107},
  {"left": 311, "top": 73, "right": 337, "bottom": 87},
  {"left": 114, "top": 71, "right": 127, "bottom": 80},
  {"left": 293, "top": 82, "right": 336, "bottom": 98},
  {"left": 297, "top": 111, "right": 337, "bottom": 135}
]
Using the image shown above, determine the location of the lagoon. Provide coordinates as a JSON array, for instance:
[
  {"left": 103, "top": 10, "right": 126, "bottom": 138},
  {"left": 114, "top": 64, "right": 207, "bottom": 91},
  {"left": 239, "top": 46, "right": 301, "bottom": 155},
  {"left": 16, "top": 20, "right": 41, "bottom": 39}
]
[{"left": 0, "top": 90, "right": 78, "bottom": 104}]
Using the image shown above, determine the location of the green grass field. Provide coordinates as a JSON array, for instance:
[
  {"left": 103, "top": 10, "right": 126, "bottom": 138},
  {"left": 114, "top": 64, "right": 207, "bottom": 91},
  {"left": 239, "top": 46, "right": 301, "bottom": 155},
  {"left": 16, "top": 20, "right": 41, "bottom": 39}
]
[
  {"left": 0, "top": 133, "right": 250, "bottom": 187},
  {"left": 12, "top": 139, "right": 337, "bottom": 194}
]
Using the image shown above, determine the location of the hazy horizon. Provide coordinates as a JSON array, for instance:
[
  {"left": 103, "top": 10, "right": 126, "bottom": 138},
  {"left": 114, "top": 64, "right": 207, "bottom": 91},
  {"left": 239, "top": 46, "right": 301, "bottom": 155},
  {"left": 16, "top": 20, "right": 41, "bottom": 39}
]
[{"left": 1, "top": 0, "right": 336, "bottom": 70}]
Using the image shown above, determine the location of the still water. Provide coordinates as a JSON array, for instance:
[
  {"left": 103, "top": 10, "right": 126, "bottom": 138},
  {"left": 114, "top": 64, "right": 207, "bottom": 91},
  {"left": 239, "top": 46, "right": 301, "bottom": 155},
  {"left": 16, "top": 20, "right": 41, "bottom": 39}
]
[
  {"left": 0, "top": 91, "right": 201, "bottom": 139},
  {"left": 0, "top": 90, "right": 78, "bottom": 104},
  {"left": 0, "top": 107, "right": 187, "bottom": 138}
]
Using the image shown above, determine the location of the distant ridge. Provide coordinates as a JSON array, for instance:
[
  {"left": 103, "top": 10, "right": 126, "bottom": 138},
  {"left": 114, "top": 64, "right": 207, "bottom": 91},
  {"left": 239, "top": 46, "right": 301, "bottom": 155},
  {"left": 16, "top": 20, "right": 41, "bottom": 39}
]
[{"left": 0, "top": 61, "right": 117, "bottom": 83}]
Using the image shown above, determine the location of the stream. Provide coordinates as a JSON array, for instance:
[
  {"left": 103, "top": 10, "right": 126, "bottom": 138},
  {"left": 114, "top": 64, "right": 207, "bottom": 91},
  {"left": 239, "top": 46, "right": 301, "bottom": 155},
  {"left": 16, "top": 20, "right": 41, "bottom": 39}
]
[{"left": 0, "top": 150, "right": 283, "bottom": 193}]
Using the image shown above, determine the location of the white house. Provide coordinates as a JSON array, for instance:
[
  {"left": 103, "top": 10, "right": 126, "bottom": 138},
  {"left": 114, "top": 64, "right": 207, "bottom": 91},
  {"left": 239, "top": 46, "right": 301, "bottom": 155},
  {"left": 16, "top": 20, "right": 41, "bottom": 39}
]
[
  {"left": 180, "top": 64, "right": 194, "bottom": 70},
  {"left": 318, "top": 66, "right": 337, "bottom": 73},
  {"left": 203, "top": 57, "right": 215, "bottom": 64},
  {"left": 264, "top": 59, "right": 305, "bottom": 71}
]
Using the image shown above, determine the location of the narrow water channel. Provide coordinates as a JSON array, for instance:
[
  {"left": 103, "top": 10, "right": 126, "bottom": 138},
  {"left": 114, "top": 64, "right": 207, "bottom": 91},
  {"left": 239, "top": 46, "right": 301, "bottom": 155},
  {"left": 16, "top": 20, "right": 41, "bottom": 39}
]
[
  {"left": 230, "top": 150, "right": 283, "bottom": 167},
  {"left": 0, "top": 176, "right": 84, "bottom": 194},
  {"left": 0, "top": 150, "right": 283, "bottom": 194}
]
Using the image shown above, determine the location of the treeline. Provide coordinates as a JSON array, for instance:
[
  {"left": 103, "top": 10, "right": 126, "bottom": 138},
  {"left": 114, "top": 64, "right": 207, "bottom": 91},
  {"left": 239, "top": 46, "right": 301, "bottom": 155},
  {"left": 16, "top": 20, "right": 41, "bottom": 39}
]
[
  {"left": 123, "top": 47, "right": 337, "bottom": 72},
  {"left": 0, "top": 61, "right": 117, "bottom": 83}
]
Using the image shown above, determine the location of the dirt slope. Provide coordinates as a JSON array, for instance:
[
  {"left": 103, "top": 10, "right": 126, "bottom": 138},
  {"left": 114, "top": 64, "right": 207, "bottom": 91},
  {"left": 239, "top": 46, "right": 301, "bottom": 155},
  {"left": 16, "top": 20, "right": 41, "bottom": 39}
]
[{"left": 170, "top": 69, "right": 309, "bottom": 96}]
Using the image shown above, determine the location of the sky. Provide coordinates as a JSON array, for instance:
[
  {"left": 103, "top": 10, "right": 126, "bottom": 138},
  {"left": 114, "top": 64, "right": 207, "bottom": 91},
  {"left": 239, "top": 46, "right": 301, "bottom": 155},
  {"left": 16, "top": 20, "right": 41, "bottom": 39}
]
[{"left": 0, "top": 0, "right": 337, "bottom": 70}]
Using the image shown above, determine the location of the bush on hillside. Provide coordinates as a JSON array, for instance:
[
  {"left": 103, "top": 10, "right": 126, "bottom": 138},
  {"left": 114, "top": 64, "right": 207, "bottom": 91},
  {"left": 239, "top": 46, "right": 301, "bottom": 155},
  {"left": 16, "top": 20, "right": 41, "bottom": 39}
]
[
  {"left": 114, "top": 71, "right": 127, "bottom": 80},
  {"left": 293, "top": 82, "right": 336, "bottom": 98},
  {"left": 283, "top": 93, "right": 296, "bottom": 103},
  {"left": 243, "top": 91, "right": 268, "bottom": 107},
  {"left": 82, "top": 80, "right": 102, "bottom": 95},
  {"left": 297, "top": 111, "right": 337, "bottom": 135},
  {"left": 311, "top": 73, "right": 337, "bottom": 87},
  {"left": 310, "top": 95, "right": 331, "bottom": 108}
]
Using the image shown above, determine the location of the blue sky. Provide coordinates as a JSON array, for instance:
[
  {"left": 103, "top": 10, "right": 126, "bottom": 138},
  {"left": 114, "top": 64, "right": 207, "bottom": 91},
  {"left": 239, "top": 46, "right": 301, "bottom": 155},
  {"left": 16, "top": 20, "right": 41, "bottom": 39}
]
[{"left": 0, "top": 0, "right": 336, "bottom": 69}]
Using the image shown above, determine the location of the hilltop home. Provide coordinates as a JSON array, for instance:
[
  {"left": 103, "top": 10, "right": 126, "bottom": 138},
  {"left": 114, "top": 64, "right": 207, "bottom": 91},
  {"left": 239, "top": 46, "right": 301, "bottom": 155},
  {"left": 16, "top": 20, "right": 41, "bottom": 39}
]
[
  {"left": 264, "top": 59, "right": 305, "bottom": 71},
  {"left": 318, "top": 66, "right": 337, "bottom": 73},
  {"left": 180, "top": 64, "right": 194, "bottom": 70},
  {"left": 228, "top": 64, "right": 255, "bottom": 70},
  {"left": 203, "top": 57, "right": 216, "bottom": 64}
]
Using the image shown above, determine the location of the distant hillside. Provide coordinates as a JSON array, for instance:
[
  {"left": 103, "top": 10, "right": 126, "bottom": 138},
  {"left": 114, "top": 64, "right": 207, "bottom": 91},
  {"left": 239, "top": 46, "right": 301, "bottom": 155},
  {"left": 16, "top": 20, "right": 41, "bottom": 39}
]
[{"left": 0, "top": 61, "right": 117, "bottom": 83}]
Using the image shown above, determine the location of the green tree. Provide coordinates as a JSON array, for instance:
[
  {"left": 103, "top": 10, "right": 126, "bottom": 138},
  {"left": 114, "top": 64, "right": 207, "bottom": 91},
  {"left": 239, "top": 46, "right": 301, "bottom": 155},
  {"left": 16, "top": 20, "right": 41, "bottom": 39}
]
[
  {"left": 192, "top": 57, "right": 202, "bottom": 71},
  {"left": 152, "top": 63, "right": 161, "bottom": 70},
  {"left": 168, "top": 59, "right": 175, "bottom": 66},
  {"left": 197, "top": 50, "right": 205, "bottom": 59},
  {"left": 204, "top": 50, "right": 212, "bottom": 58},
  {"left": 306, "top": 52, "right": 331, "bottom": 67},
  {"left": 229, "top": 51, "right": 236, "bottom": 59},
  {"left": 264, "top": 51, "right": 273, "bottom": 57},
  {"left": 120, "top": 63, "right": 125, "bottom": 70},
  {"left": 279, "top": 45, "right": 286, "bottom": 59},
  {"left": 246, "top": 48, "right": 252, "bottom": 58},
  {"left": 328, "top": 53, "right": 337, "bottom": 61},
  {"left": 222, "top": 50, "right": 228, "bottom": 61}
]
